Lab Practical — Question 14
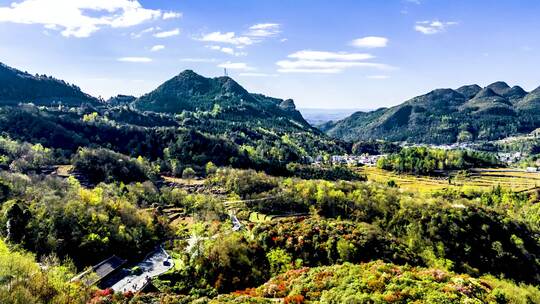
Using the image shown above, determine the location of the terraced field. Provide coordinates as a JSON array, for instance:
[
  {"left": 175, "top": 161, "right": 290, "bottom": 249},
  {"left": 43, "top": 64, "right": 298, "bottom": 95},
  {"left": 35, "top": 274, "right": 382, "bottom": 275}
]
[{"left": 360, "top": 166, "right": 540, "bottom": 192}]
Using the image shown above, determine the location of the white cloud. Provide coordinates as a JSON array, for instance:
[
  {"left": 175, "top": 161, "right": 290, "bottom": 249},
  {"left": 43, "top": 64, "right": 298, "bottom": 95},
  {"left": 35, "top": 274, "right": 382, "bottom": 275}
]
[
  {"left": 239, "top": 72, "right": 278, "bottom": 77},
  {"left": 276, "top": 50, "right": 394, "bottom": 74},
  {"left": 207, "top": 45, "right": 247, "bottom": 56},
  {"left": 220, "top": 47, "right": 247, "bottom": 56},
  {"left": 118, "top": 57, "right": 152, "bottom": 63},
  {"left": 0, "top": 0, "right": 168, "bottom": 38},
  {"left": 131, "top": 26, "right": 159, "bottom": 38},
  {"left": 289, "top": 50, "right": 374, "bottom": 61},
  {"left": 414, "top": 20, "right": 458, "bottom": 35},
  {"left": 218, "top": 62, "right": 254, "bottom": 71},
  {"left": 196, "top": 22, "right": 280, "bottom": 49},
  {"left": 150, "top": 45, "right": 165, "bottom": 52},
  {"left": 351, "top": 36, "right": 389, "bottom": 48},
  {"left": 277, "top": 60, "right": 392, "bottom": 71},
  {"left": 367, "top": 75, "right": 390, "bottom": 79},
  {"left": 220, "top": 47, "right": 235, "bottom": 55},
  {"left": 247, "top": 23, "right": 281, "bottom": 37},
  {"left": 163, "top": 11, "right": 182, "bottom": 20},
  {"left": 198, "top": 31, "right": 254, "bottom": 46},
  {"left": 154, "top": 28, "right": 180, "bottom": 38},
  {"left": 180, "top": 58, "right": 217, "bottom": 62}
]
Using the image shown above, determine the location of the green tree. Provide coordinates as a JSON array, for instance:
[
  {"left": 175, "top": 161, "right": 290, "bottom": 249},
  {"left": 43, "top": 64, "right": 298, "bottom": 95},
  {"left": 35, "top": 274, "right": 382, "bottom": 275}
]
[
  {"left": 182, "top": 167, "right": 196, "bottom": 181},
  {"left": 267, "top": 248, "right": 293, "bottom": 276}
]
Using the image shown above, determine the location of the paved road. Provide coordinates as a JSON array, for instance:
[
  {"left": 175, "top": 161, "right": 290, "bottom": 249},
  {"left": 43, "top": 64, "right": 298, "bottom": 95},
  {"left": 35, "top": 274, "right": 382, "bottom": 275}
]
[{"left": 107, "top": 246, "right": 173, "bottom": 293}]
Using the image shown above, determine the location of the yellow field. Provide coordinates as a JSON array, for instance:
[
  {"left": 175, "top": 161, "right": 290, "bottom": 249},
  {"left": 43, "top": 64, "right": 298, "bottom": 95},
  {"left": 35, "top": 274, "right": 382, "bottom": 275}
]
[
  {"left": 360, "top": 166, "right": 540, "bottom": 192},
  {"left": 248, "top": 212, "right": 275, "bottom": 223}
]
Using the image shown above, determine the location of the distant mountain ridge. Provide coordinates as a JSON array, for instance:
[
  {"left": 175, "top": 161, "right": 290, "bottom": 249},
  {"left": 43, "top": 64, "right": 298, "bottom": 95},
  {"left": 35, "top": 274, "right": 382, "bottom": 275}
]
[
  {"left": 0, "top": 62, "right": 100, "bottom": 106},
  {"left": 322, "top": 82, "right": 540, "bottom": 144}
]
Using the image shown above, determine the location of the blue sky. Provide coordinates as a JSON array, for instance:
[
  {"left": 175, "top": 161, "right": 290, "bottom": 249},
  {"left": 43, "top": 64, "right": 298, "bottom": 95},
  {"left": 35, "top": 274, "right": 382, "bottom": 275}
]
[{"left": 0, "top": 0, "right": 539, "bottom": 109}]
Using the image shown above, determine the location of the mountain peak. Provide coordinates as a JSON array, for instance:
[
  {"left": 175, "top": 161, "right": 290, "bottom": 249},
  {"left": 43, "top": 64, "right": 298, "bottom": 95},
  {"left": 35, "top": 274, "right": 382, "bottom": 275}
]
[
  {"left": 486, "top": 81, "right": 511, "bottom": 95},
  {"left": 132, "top": 70, "right": 311, "bottom": 127},
  {"left": 474, "top": 87, "right": 500, "bottom": 99},
  {"left": 279, "top": 99, "right": 297, "bottom": 111},
  {"left": 506, "top": 86, "right": 527, "bottom": 100},
  {"left": 456, "top": 84, "right": 482, "bottom": 99},
  {"left": 178, "top": 69, "right": 200, "bottom": 77}
]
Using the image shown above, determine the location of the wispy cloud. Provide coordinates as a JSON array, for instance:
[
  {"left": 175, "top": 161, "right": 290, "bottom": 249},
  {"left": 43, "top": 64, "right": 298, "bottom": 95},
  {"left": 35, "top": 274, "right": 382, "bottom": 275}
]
[
  {"left": 289, "top": 50, "right": 374, "bottom": 61},
  {"left": 118, "top": 57, "right": 152, "bottom": 63},
  {"left": 277, "top": 59, "right": 393, "bottom": 74},
  {"left": 218, "top": 62, "right": 255, "bottom": 71},
  {"left": 0, "top": 0, "right": 179, "bottom": 38},
  {"left": 131, "top": 26, "right": 159, "bottom": 38},
  {"left": 414, "top": 20, "right": 458, "bottom": 34},
  {"left": 154, "top": 28, "right": 180, "bottom": 38},
  {"left": 150, "top": 45, "right": 165, "bottom": 52},
  {"left": 196, "top": 22, "right": 281, "bottom": 48},
  {"left": 351, "top": 36, "right": 389, "bottom": 48},
  {"left": 198, "top": 31, "right": 254, "bottom": 46},
  {"left": 277, "top": 49, "right": 393, "bottom": 74},
  {"left": 207, "top": 45, "right": 247, "bottom": 56},
  {"left": 246, "top": 23, "right": 281, "bottom": 37}
]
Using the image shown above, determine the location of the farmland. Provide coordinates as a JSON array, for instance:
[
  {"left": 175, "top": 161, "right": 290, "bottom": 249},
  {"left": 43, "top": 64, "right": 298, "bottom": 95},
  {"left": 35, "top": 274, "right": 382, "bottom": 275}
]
[{"left": 360, "top": 166, "right": 540, "bottom": 192}]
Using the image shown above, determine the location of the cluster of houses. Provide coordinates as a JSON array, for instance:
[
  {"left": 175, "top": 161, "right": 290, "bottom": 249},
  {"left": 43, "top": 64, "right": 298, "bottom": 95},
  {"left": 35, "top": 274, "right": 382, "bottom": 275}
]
[
  {"left": 496, "top": 152, "right": 523, "bottom": 164},
  {"left": 305, "top": 154, "right": 385, "bottom": 166},
  {"left": 330, "top": 154, "right": 386, "bottom": 166}
]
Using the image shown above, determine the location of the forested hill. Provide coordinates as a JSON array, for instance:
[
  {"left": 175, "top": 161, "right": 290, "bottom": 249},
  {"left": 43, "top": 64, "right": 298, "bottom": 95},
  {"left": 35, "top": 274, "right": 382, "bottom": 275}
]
[
  {"left": 321, "top": 81, "right": 540, "bottom": 144},
  {"left": 0, "top": 62, "right": 344, "bottom": 176},
  {"left": 0, "top": 62, "right": 100, "bottom": 106},
  {"left": 133, "top": 70, "right": 310, "bottom": 127}
]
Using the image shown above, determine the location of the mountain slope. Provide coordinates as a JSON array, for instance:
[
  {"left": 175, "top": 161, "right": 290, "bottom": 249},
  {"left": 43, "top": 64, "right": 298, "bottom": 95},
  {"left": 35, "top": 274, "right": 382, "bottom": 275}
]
[
  {"left": 0, "top": 62, "right": 99, "bottom": 106},
  {"left": 324, "top": 82, "right": 540, "bottom": 144},
  {"left": 516, "top": 86, "right": 540, "bottom": 110}
]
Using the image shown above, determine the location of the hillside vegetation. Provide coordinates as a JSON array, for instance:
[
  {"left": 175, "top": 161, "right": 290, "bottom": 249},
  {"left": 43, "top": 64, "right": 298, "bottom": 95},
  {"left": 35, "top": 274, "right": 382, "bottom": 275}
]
[{"left": 0, "top": 63, "right": 346, "bottom": 177}]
